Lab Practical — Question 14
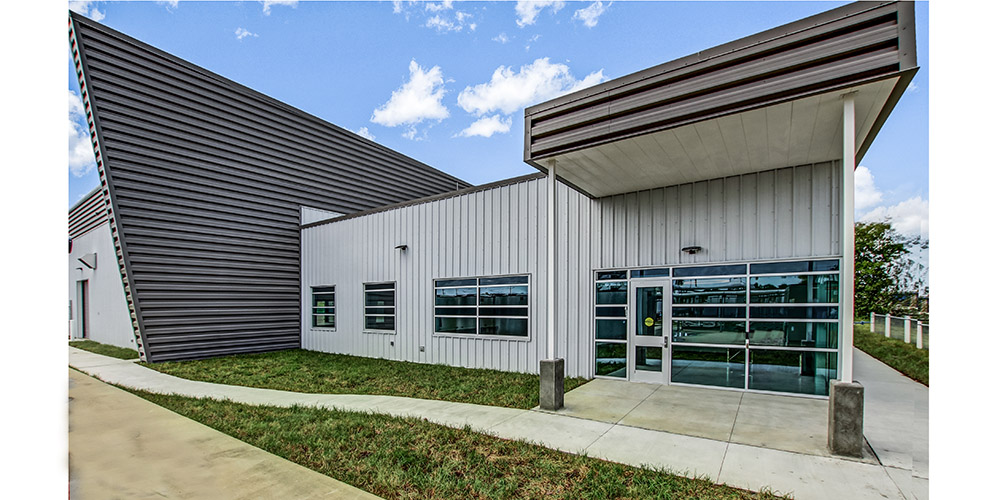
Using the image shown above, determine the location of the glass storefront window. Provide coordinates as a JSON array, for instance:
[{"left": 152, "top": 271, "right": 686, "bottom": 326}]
[
  {"left": 636, "top": 346, "right": 662, "bottom": 372},
  {"left": 596, "top": 342, "right": 627, "bottom": 378},
  {"left": 596, "top": 319, "right": 627, "bottom": 340},
  {"left": 636, "top": 286, "right": 664, "bottom": 336},
  {"left": 750, "top": 274, "right": 839, "bottom": 303},
  {"left": 672, "top": 306, "right": 745, "bottom": 319},
  {"left": 672, "top": 278, "right": 746, "bottom": 304},
  {"left": 749, "top": 306, "right": 838, "bottom": 320},
  {"left": 749, "top": 321, "right": 838, "bottom": 348},
  {"left": 596, "top": 281, "right": 627, "bottom": 304},
  {"left": 748, "top": 350, "right": 837, "bottom": 396},
  {"left": 671, "top": 345, "right": 745, "bottom": 388},
  {"left": 672, "top": 320, "right": 745, "bottom": 345}
]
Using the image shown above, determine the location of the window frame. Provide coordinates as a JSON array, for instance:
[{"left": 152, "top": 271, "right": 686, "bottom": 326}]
[
  {"left": 310, "top": 285, "right": 336, "bottom": 330},
  {"left": 362, "top": 281, "right": 397, "bottom": 334},
  {"left": 432, "top": 273, "right": 531, "bottom": 341}
]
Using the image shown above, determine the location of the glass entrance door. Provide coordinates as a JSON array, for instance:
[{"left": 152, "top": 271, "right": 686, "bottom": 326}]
[{"left": 630, "top": 280, "right": 669, "bottom": 383}]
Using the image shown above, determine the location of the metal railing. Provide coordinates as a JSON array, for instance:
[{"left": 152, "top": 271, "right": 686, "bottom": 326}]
[{"left": 867, "top": 312, "right": 929, "bottom": 349}]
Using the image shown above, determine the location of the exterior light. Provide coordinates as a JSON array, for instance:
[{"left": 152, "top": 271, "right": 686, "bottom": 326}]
[
  {"left": 395, "top": 244, "right": 408, "bottom": 251},
  {"left": 681, "top": 246, "right": 702, "bottom": 254}
]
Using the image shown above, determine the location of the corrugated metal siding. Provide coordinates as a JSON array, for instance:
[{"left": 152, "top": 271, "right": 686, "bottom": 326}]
[
  {"left": 69, "top": 221, "right": 136, "bottom": 350},
  {"left": 69, "top": 187, "right": 107, "bottom": 239},
  {"left": 525, "top": 1, "right": 917, "bottom": 162},
  {"left": 302, "top": 162, "right": 840, "bottom": 378},
  {"left": 70, "top": 13, "right": 470, "bottom": 362}
]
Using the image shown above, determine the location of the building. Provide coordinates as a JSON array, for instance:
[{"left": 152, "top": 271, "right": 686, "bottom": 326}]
[{"left": 69, "top": 1, "right": 917, "bottom": 408}]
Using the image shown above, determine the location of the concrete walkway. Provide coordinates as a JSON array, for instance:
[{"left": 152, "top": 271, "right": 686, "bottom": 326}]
[
  {"left": 69, "top": 347, "right": 920, "bottom": 500},
  {"left": 69, "top": 368, "right": 379, "bottom": 500}
]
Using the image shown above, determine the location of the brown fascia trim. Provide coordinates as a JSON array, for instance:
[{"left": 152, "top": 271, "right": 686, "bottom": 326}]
[{"left": 301, "top": 173, "right": 547, "bottom": 229}]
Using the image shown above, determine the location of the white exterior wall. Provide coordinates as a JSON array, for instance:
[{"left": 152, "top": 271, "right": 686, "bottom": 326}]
[
  {"left": 68, "top": 222, "right": 136, "bottom": 350},
  {"left": 302, "top": 162, "right": 841, "bottom": 378}
]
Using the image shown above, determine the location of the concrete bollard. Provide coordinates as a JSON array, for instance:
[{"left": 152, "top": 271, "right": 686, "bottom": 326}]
[
  {"left": 904, "top": 316, "right": 911, "bottom": 344},
  {"left": 870, "top": 312, "right": 875, "bottom": 333},
  {"left": 885, "top": 314, "right": 891, "bottom": 338},
  {"left": 540, "top": 358, "right": 565, "bottom": 411},
  {"left": 828, "top": 380, "right": 865, "bottom": 457},
  {"left": 917, "top": 323, "right": 923, "bottom": 349}
]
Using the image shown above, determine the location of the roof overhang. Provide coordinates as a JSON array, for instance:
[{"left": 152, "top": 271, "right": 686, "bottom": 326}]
[{"left": 524, "top": 1, "right": 918, "bottom": 198}]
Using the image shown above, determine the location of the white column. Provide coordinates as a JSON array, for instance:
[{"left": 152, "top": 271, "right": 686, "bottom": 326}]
[
  {"left": 841, "top": 94, "right": 856, "bottom": 383},
  {"left": 904, "top": 316, "right": 912, "bottom": 344},
  {"left": 547, "top": 160, "right": 557, "bottom": 360},
  {"left": 870, "top": 311, "right": 875, "bottom": 333},
  {"left": 917, "top": 322, "right": 923, "bottom": 349},
  {"left": 885, "top": 314, "right": 891, "bottom": 338}
]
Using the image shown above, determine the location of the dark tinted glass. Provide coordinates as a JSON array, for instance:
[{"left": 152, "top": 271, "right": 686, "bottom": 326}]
[
  {"left": 750, "top": 260, "right": 839, "bottom": 274},
  {"left": 748, "top": 350, "right": 837, "bottom": 396},
  {"left": 365, "top": 290, "right": 395, "bottom": 306},
  {"left": 365, "top": 307, "right": 395, "bottom": 315},
  {"left": 673, "top": 264, "right": 746, "bottom": 277},
  {"left": 672, "top": 320, "right": 745, "bottom": 345},
  {"left": 596, "top": 342, "right": 627, "bottom": 377},
  {"left": 596, "top": 306, "right": 626, "bottom": 318},
  {"left": 479, "top": 286, "right": 528, "bottom": 305},
  {"left": 672, "top": 278, "right": 746, "bottom": 304},
  {"left": 631, "top": 268, "right": 670, "bottom": 278},
  {"left": 365, "top": 315, "right": 395, "bottom": 331},
  {"left": 435, "top": 287, "right": 477, "bottom": 306},
  {"left": 480, "top": 275, "right": 529, "bottom": 285},
  {"left": 749, "top": 321, "right": 838, "bottom": 348},
  {"left": 479, "top": 307, "right": 528, "bottom": 317},
  {"left": 596, "top": 270, "right": 627, "bottom": 281},
  {"left": 596, "top": 281, "right": 627, "bottom": 304},
  {"left": 749, "top": 306, "right": 838, "bottom": 320},
  {"left": 596, "top": 319, "right": 627, "bottom": 340},
  {"left": 364, "top": 282, "right": 394, "bottom": 291},
  {"left": 672, "top": 306, "right": 745, "bottom": 319},
  {"left": 636, "top": 346, "right": 663, "bottom": 372},
  {"left": 312, "top": 307, "right": 335, "bottom": 315},
  {"left": 435, "top": 278, "right": 477, "bottom": 287},
  {"left": 750, "top": 275, "right": 839, "bottom": 303},
  {"left": 435, "top": 307, "right": 477, "bottom": 316},
  {"left": 312, "top": 291, "right": 335, "bottom": 308},
  {"left": 636, "top": 286, "right": 664, "bottom": 336},
  {"left": 479, "top": 318, "right": 528, "bottom": 336},
  {"left": 671, "top": 345, "right": 745, "bottom": 388},
  {"left": 435, "top": 317, "right": 476, "bottom": 334},
  {"left": 312, "top": 315, "right": 335, "bottom": 328}
]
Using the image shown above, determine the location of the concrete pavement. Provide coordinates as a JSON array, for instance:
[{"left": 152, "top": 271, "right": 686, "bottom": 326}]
[
  {"left": 69, "top": 346, "right": 925, "bottom": 500},
  {"left": 68, "top": 368, "right": 379, "bottom": 500}
]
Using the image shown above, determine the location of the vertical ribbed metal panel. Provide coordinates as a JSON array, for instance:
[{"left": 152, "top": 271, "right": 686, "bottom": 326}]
[{"left": 70, "top": 13, "right": 470, "bottom": 362}]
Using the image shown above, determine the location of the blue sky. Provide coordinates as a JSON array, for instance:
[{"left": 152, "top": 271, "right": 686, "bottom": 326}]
[{"left": 67, "top": 0, "right": 929, "bottom": 241}]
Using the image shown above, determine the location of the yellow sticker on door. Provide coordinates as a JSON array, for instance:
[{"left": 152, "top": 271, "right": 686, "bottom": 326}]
[{"left": 644, "top": 317, "right": 654, "bottom": 327}]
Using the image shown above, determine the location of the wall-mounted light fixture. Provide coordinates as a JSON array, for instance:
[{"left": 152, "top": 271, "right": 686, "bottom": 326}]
[
  {"left": 395, "top": 244, "right": 408, "bottom": 252},
  {"left": 681, "top": 246, "right": 703, "bottom": 255}
]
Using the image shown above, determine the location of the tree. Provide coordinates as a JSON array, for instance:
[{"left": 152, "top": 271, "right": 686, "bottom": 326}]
[{"left": 854, "top": 221, "right": 909, "bottom": 317}]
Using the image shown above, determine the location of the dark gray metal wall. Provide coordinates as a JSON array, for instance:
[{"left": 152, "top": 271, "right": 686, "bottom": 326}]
[
  {"left": 69, "top": 12, "right": 470, "bottom": 362},
  {"left": 525, "top": 0, "right": 917, "bottom": 167},
  {"left": 69, "top": 186, "right": 107, "bottom": 239}
]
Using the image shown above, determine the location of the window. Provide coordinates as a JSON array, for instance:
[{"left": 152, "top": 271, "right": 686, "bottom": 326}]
[
  {"left": 363, "top": 282, "right": 395, "bottom": 332},
  {"left": 434, "top": 275, "right": 529, "bottom": 337},
  {"left": 311, "top": 286, "right": 336, "bottom": 328}
]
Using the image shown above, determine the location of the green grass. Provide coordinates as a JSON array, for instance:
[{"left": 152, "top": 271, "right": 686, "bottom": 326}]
[
  {"left": 853, "top": 325, "right": 929, "bottom": 386},
  {"left": 70, "top": 339, "right": 139, "bottom": 360},
  {"left": 130, "top": 389, "right": 787, "bottom": 500},
  {"left": 147, "top": 349, "right": 588, "bottom": 409}
]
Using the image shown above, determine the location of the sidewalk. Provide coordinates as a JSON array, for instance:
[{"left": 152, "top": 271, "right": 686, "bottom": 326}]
[
  {"left": 69, "top": 368, "right": 379, "bottom": 500},
  {"left": 70, "top": 346, "right": 920, "bottom": 500}
]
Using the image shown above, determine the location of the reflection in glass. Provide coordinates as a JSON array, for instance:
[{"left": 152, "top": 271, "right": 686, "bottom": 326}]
[
  {"left": 596, "top": 319, "right": 627, "bottom": 340},
  {"left": 435, "top": 317, "right": 476, "bottom": 334},
  {"left": 672, "top": 278, "right": 746, "bottom": 304},
  {"left": 631, "top": 268, "right": 670, "bottom": 278},
  {"left": 435, "top": 287, "right": 477, "bottom": 305},
  {"left": 479, "top": 307, "right": 528, "bottom": 317},
  {"left": 596, "top": 281, "right": 627, "bottom": 305},
  {"left": 672, "top": 320, "right": 745, "bottom": 345},
  {"left": 749, "top": 322, "right": 838, "bottom": 348},
  {"left": 365, "top": 315, "right": 395, "bottom": 331},
  {"left": 672, "top": 306, "right": 745, "bottom": 319},
  {"left": 750, "top": 274, "right": 839, "bottom": 303},
  {"left": 748, "top": 350, "right": 837, "bottom": 396},
  {"left": 365, "top": 290, "right": 395, "bottom": 306},
  {"left": 671, "top": 345, "right": 745, "bottom": 388},
  {"left": 480, "top": 275, "right": 529, "bottom": 285},
  {"left": 596, "top": 342, "right": 627, "bottom": 377},
  {"left": 596, "top": 306, "right": 626, "bottom": 318},
  {"left": 479, "top": 286, "right": 528, "bottom": 305},
  {"left": 596, "top": 270, "right": 628, "bottom": 281},
  {"left": 749, "top": 306, "right": 838, "bottom": 319},
  {"left": 636, "top": 286, "right": 663, "bottom": 336},
  {"left": 673, "top": 264, "right": 747, "bottom": 277},
  {"left": 435, "top": 278, "right": 477, "bottom": 287},
  {"left": 749, "top": 260, "right": 839, "bottom": 274},
  {"left": 478, "top": 318, "right": 528, "bottom": 336},
  {"left": 636, "top": 346, "right": 663, "bottom": 372}
]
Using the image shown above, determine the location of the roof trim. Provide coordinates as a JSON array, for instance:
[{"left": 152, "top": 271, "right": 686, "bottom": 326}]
[{"left": 69, "top": 185, "right": 102, "bottom": 214}]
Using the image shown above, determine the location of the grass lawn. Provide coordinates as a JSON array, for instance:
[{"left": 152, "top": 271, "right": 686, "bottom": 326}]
[
  {"left": 853, "top": 325, "right": 929, "bottom": 386},
  {"left": 147, "top": 349, "right": 588, "bottom": 410},
  {"left": 70, "top": 340, "right": 139, "bottom": 360},
  {"left": 131, "top": 389, "right": 787, "bottom": 500}
]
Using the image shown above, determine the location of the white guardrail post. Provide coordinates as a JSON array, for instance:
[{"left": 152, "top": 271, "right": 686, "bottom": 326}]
[
  {"left": 870, "top": 311, "right": 875, "bottom": 332},
  {"left": 917, "top": 322, "right": 924, "bottom": 349},
  {"left": 885, "top": 314, "right": 891, "bottom": 338},
  {"left": 904, "top": 316, "right": 911, "bottom": 344}
]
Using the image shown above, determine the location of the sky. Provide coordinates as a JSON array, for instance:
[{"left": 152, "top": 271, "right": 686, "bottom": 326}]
[{"left": 67, "top": 0, "right": 929, "bottom": 246}]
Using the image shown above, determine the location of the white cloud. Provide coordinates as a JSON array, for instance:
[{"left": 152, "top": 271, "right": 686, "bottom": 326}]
[
  {"left": 493, "top": 32, "right": 510, "bottom": 44},
  {"left": 69, "top": 1, "right": 105, "bottom": 21},
  {"left": 573, "top": 2, "right": 607, "bottom": 28},
  {"left": 457, "top": 115, "right": 512, "bottom": 138},
  {"left": 262, "top": 0, "right": 297, "bottom": 16},
  {"left": 907, "top": 82, "right": 918, "bottom": 93},
  {"left": 235, "top": 27, "right": 259, "bottom": 40},
  {"left": 515, "top": 1, "right": 565, "bottom": 27},
  {"left": 68, "top": 91, "right": 97, "bottom": 177},
  {"left": 457, "top": 58, "right": 604, "bottom": 116},
  {"left": 424, "top": 1, "right": 453, "bottom": 12},
  {"left": 156, "top": 1, "right": 180, "bottom": 10},
  {"left": 854, "top": 166, "right": 883, "bottom": 211},
  {"left": 354, "top": 127, "right": 376, "bottom": 141},
  {"left": 860, "top": 197, "right": 929, "bottom": 239},
  {"left": 371, "top": 60, "right": 450, "bottom": 139},
  {"left": 425, "top": 15, "right": 461, "bottom": 33}
]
